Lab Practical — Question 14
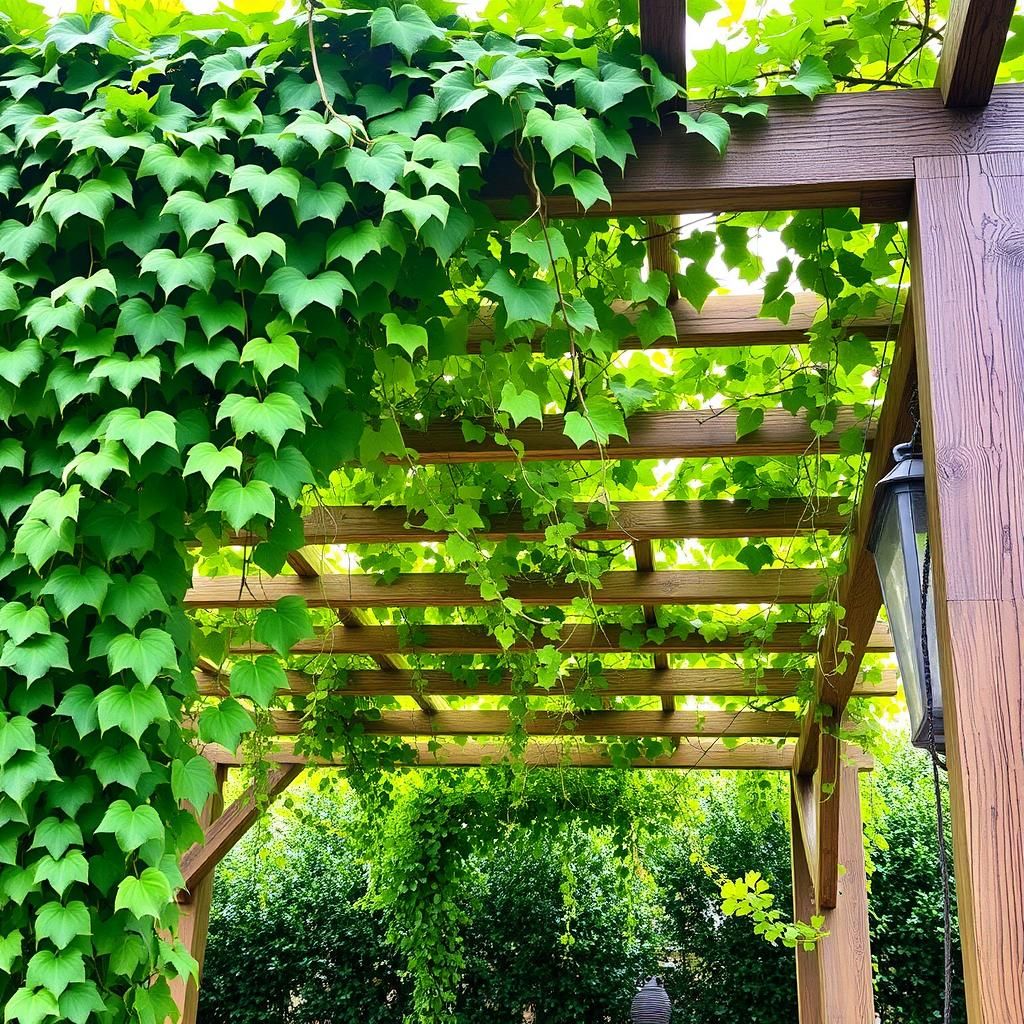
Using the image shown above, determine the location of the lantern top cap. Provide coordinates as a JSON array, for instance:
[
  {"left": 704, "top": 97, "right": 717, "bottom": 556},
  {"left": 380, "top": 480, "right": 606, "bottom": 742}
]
[{"left": 867, "top": 442, "right": 926, "bottom": 553}]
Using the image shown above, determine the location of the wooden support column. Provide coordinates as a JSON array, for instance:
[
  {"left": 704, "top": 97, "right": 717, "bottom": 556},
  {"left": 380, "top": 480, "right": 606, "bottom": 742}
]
[
  {"left": 790, "top": 762, "right": 874, "bottom": 1024},
  {"left": 170, "top": 764, "right": 226, "bottom": 1024},
  {"left": 911, "top": 151, "right": 1024, "bottom": 1023}
]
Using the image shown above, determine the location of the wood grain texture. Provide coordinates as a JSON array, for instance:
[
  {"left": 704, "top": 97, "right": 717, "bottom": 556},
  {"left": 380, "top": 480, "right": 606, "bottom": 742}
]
[
  {"left": 202, "top": 738, "right": 873, "bottom": 771},
  {"left": 482, "top": 84, "right": 1024, "bottom": 221},
  {"left": 185, "top": 568, "right": 826, "bottom": 610},
  {"left": 912, "top": 151, "right": 1024, "bottom": 1024},
  {"left": 466, "top": 293, "right": 895, "bottom": 352},
  {"left": 938, "top": 0, "right": 1016, "bottom": 107},
  {"left": 230, "top": 620, "right": 893, "bottom": 656},
  {"left": 639, "top": 0, "right": 686, "bottom": 89},
  {"left": 179, "top": 764, "right": 302, "bottom": 893},
  {"left": 196, "top": 666, "right": 898, "bottom": 699},
  {"left": 634, "top": 539, "right": 674, "bottom": 708},
  {"left": 393, "top": 408, "right": 872, "bottom": 463},
  {"left": 790, "top": 779, "right": 825, "bottom": 1023},
  {"left": 263, "top": 708, "right": 800, "bottom": 738}
]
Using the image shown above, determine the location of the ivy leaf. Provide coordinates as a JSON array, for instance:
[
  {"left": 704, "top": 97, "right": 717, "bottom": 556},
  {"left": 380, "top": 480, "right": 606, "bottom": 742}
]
[
  {"left": 326, "top": 222, "right": 382, "bottom": 270},
  {"left": 33, "top": 850, "right": 89, "bottom": 898},
  {"left": 788, "top": 55, "right": 834, "bottom": 99},
  {"left": 228, "top": 165, "right": 302, "bottom": 213},
  {"left": 216, "top": 392, "right": 307, "bottom": 450},
  {"left": 102, "top": 574, "right": 169, "bottom": 630},
  {"left": 0, "top": 747, "right": 59, "bottom": 804},
  {"left": 138, "top": 144, "right": 233, "bottom": 193},
  {"left": 0, "top": 716, "right": 35, "bottom": 764},
  {"left": 0, "top": 339, "right": 44, "bottom": 387},
  {"left": 292, "top": 179, "right": 350, "bottom": 226},
  {"left": 161, "top": 191, "right": 241, "bottom": 240},
  {"left": 95, "top": 681, "right": 170, "bottom": 742},
  {"left": 139, "top": 248, "right": 215, "bottom": 298},
  {"left": 40, "top": 180, "right": 115, "bottom": 229},
  {"left": 736, "top": 405, "right": 766, "bottom": 439},
  {"left": 563, "top": 396, "right": 628, "bottom": 447},
  {"left": 499, "top": 382, "right": 543, "bottom": 426},
  {"left": 240, "top": 333, "right": 300, "bottom": 381},
  {"left": 381, "top": 192, "right": 449, "bottom": 236},
  {"left": 25, "top": 947, "right": 85, "bottom": 998},
  {"left": 171, "top": 755, "right": 217, "bottom": 811},
  {"left": 229, "top": 656, "right": 286, "bottom": 707},
  {"left": 0, "top": 634, "right": 71, "bottom": 684},
  {"left": 29, "top": 818, "right": 83, "bottom": 860},
  {"left": 676, "top": 111, "right": 731, "bottom": 154},
  {"left": 524, "top": 104, "right": 595, "bottom": 161},
  {"left": 381, "top": 313, "right": 428, "bottom": 359},
  {"left": 551, "top": 163, "right": 610, "bottom": 211},
  {"left": 103, "top": 408, "right": 178, "bottom": 460},
  {"left": 183, "top": 442, "right": 243, "bottom": 487},
  {"left": 338, "top": 143, "right": 406, "bottom": 193},
  {"left": 59, "top": 983, "right": 106, "bottom": 1024},
  {"left": 723, "top": 101, "right": 769, "bottom": 119},
  {"left": 105, "top": 629, "right": 178, "bottom": 687},
  {"left": 573, "top": 62, "right": 646, "bottom": 114},
  {"left": 44, "top": 13, "right": 117, "bottom": 51},
  {"left": 197, "top": 697, "right": 254, "bottom": 750},
  {"left": 483, "top": 269, "right": 556, "bottom": 325},
  {"left": 263, "top": 267, "right": 353, "bottom": 319},
  {"left": 41, "top": 565, "right": 110, "bottom": 619},
  {"left": 116, "top": 298, "right": 186, "bottom": 355},
  {"left": 254, "top": 595, "right": 314, "bottom": 656},
  {"left": 737, "top": 542, "right": 776, "bottom": 574},
  {"left": 208, "top": 478, "right": 276, "bottom": 529},
  {"left": 3, "top": 987, "right": 60, "bottom": 1024},
  {"left": 114, "top": 867, "right": 172, "bottom": 921},
  {"left": 90, "top": 744, "right": 148, "bottom": 790},
  {"left": 35, "top": 901, "right": 91, "bottom": 950},
  {"left": 96, "top": 799, "right": 164, "bottom": 852},
  {"left": 609, "top": 378, "right": 656, "bottom": 417},
  {"left": 369, "top": 4, "right": 445, "bottom": 60},
  {"left": 88, "top": 353, "right": 161, "bottom": 397},
  {"left": 205, "top": 223, "right": 286, "bottom": 270},
  {"left": 54, "top": 685, "right": 99, "bottom": 740}
]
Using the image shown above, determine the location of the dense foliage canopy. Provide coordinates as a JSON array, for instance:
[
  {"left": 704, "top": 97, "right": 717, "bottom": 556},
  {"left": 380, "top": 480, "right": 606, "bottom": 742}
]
[{"left": 2, "top": 0, "right": 1019, "bottom": 1020}]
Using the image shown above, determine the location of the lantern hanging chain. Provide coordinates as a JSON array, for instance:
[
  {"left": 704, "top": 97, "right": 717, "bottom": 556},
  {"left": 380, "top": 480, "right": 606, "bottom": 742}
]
[{"left": 921, "top": 529, "right": 953, "bottom": 1024}]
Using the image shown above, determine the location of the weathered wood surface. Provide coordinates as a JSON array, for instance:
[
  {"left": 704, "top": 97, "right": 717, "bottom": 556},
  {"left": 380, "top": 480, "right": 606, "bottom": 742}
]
[
  {"left": 938, "top": 0, "right": 1016, "bottom": 107},
  {"left": 186, "top": 568, "right": 825, "bottom": 610},
  {"left": 912, "top": 151, "right": 1024, "bottom": 1024},
  {"left": 483, "top": 84, "right": 1024, "bottom": 221},
  {"left": 230, "top": 620, "right": 893, "bottom": 656},
  {"left": 790, "top": 779, "right": 825, "bottom": 1023},
  {"left": 263, "top": 708, "right": 800, "bottom": 738},
  {"left": 466, "top": 293, "right": 895, "bottom": 352},
  {"left": 392, "top": 408, "right": 872, "bottom": 463},
  {"left": 201, "top": 738, "right": 874, "bottom": 771},
  {"left": 195, "top": 666, "right": 898, "bottom": 699}
]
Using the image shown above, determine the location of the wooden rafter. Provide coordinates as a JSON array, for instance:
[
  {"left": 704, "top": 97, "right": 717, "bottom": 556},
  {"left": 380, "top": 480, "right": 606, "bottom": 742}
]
[
  {"left": 201, "top": 738, "right": 875, "bottom": 771},
  {"left": 392, "top": 407, "right": 872, "bottom": 463},
  {"left": 195, "top": 666, "right": 898, "bottom": 699},
  {"left": 466, "top": 293, "right": 896, "bottom": 352},
  {"left": 231, "top": 620, "right": 893, "bottom": 656},
  {"left": 634, "top": 540, "right": 674, "bottom": 710},
  {"left": 483, "top": 84, "right": 1024, "bottom": 221},
  {"left": 937, "top": 0, "right": 1016, "bottom": 108},
  {"left": 186, "top": 567, "right": 826, "bottom": 610},
  {"left": 261, "top": 708, "right": 800, "bottom": 738}
]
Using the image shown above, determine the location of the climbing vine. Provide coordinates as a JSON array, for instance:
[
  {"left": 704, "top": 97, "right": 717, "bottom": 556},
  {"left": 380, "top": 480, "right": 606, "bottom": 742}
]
[{"left": 0, "top": 0, "right": 995, "bottom": 1020}]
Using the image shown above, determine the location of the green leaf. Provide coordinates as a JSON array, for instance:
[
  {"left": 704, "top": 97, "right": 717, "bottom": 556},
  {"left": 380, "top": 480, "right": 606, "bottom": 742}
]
[
  {"left": 102, "top": 574, "right": 169, "bottom": 630},
  {"left": 0, "top": 634, "right": 71, "bottom": 685},
  {"left": 45, "top": 12, "right": 117, "bottom": 51},
  {"left": 35, "top": 901, "right": 91, "bottom": 950},
  {"left": 0, "top": 716, "right": 35, "bottom": 764},
  {"left": 216, "top": 392, "right": 306, "bottom": 451},
  {"left": 381, "top": 313, "right": 428, "bottom": 359},
  {"left": 326, "top": 222, "right": 382, "bottom": 270},
  {"left": 676, "top": 111, "right": 731, "bottom": 154},
  {"left": 205, "top": 223, "right": 286, "bottom": 270},
  {"left": 114, "top": 867, "right": 172, "bottom": 921},
  {"left": 3, "top": 986, "right": 59, "bottom": 1024},
  {"left": 90, "top": 744, "right": 148, "bottom": 789},
  {"left": 723, "top": 101, "right": 769, "bottom": 119},
  {"left": 58, "top": 983, "right": 106, "bottom": 1024},
  {"left": 228, "top": 165, "right": 302, "bottom": 213},
  {"left": 229, "top": 656, "right": 286, "bottom": 707},
  {"left": 293, "top": 179, "right": 350, "bottom": 226},
  {"left": 381, "top": 192, "right": 449, "bottom": 236},
  {"left": 499, "top": 382, "right": 543, "bottom": 426},
  {"left": 29, "top": 817, "right": 83, "bottom": 859},
  {"left": 95, "top": 681, "right": 170, "bottom": 742},
  {"left": 0, "top": 748, "right": 59, "bottom": 804},
  {"left": 562, "top": 396, "right": 628, "bottom": 447},
  {"left": 88, "top": 353, "right": 161, "bottom": 397},
  {"left": 161, "top": 191, "right": 241, "bottom": 240},
  {"left": 171, "top": 755, "right": 217, "bottom": 811},
  {"left": 197, "top": 697, "right": 254, "bottom": 750},
  {"left": 524, "top": 104, "right": 595, "bottom": 161},
  {"left": 138, "top": 144, "right": 233, "bottom": 193},
  {"left": 263, "top": 267, "right": 353, "bottom": 319},
  {"left": 41, "top": 179, "right": 115, "bottom": 228},
  {"left": 33, "top": 850, "right": 89, "bottom": 898},
  {"left": 183, "top": 443, "right": 243, "bottom": 488},
  {"left": 0, "top": 339, "right": 43, "bottom": 387},
  {"left": 573, "top": 62, "right": 646, "bottom": 114},
  {"left": 736, "top": 405, "right": 765, "bottom": 439},
  {"left": 788, "top": 55, "right": 834, "bottom": 99},
  {"left": 551, "top": 163, "right": 610, "bottom": 211},
  {"left": 139, "top": 248, "right": 215, "bottom": 299},
  {"left": 25, "top": 947, "right": 85, "bottom": 998},
  {"left": 96, "top": 799, "right": 164, "bottom": 852},
  {"left": 41, "top": 565, "right": 110, "bottom": 619},
  {"left": 0, "top": 602, "right": 51, "bottom": 645},
  {"left": 208, "top": 478, "right": 276, "bottom": 529},
  {"left": 254, "top": 595, "right": 314, "bottom": 656},
  {"left": 54, "top": 685, "right": 99, "bottom": 740},
  {"left": 369, "top": 3, "right": 445, "bottom": 60},
  {"left": 105, "top": 629, "right": 177, "bottom": 687},
  {"left": 737, "top": 542, "right": 776, "bottom": 574},
  {"left": 483, "top": 269, "right": 557, "bottom": 325},
  {"left": 115, "top": 298, "right": 186, "bottom": 355},
  {"left": 103, "top": 408, "right": 178, "bottom": 460},
  {"left": 240, "top": 333, "right": 299, "bottom": 381}
]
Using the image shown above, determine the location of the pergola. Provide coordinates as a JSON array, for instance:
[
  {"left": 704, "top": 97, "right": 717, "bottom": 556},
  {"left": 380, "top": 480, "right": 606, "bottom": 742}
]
[{"left": 172, "top": 3, "right": 1024, "bottom": 1023}]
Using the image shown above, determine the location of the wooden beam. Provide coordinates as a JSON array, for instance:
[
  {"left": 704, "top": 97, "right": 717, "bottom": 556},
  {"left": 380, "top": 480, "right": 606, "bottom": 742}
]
[
  {"left": 635, "top": 540, "right": 674, "bottom": 710},
  {"left": 196, "top": 666, "right": 898, "bottom": 699},
  {"left": 179, "top": 764, "right": 302, "bottom": 894},
  {"left": 466, "top": 293, "right": 896, "bottom": 353},
  {"left": 203, "top": 738, "right": 874, "bottom": 771},
  {"left": 262, "top": 708, "right": 799, "bottom": 738},
  {"left": 790, "top": 778, "right": 825, "bottom": 1023},
  {"left": 482, "top": 84, "right": 1024, "bottom": 222},
  {"left": 911, "top": 150, "right": 1024, "bottom": 1023},
  {"left": 223, "top": 498, "right": 848, "bottom": 548},
  {"left": 937, "top": 0, "right": 1015, "bottom": 107},
  {"left": 230, "top": 620, "right": 893, "bottom": 656},
  {"left": 639, "top": 0, "right": 687, "bottom": 89},
  {"left": 186, "top": 568, "right": 826, "bottom": 610},
  {"left": 393, "top": 408, "right": 872, "bottom": 464}
]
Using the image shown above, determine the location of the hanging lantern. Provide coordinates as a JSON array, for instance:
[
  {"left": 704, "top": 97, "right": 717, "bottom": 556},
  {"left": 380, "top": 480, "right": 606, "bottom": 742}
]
[
  {"left": 631, "top": 976, "right": 671, "bottom": 1024},
  {"left": 867, "top": 443, "right": 944, "bottom": 752}
]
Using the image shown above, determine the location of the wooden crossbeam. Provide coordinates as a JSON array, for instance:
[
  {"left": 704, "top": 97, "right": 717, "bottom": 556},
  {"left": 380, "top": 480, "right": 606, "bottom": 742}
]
[
  {"left": 635, "top": 540, "right": 674, "bottom": 710},
  {"left": 195, "top": 666, "right": 899, "bottom": 699},
  {"left": 262, "top": 709, "right": 799, "bottom": 738},
  {"left": 466, "top": 294, "right": 895, "bottom": 353},
  {"left": 202, "top": 738, "right": 874, "bottom": 771},
  {"left": 186, "top": 568, "right": 825, "bottom": 610},
  {"left": 230, "top": 620, "right": 893, "bottom": 656},
  {"left": 482, "top": 85, "right": 1024, "bottom": 222},
  {"left": 392, "top": 408, "right": 872, "bottom": 464},
  {"left": 221, "top": 498, "right": 847, "bottom": 548},
  {"left": 938, "top": 0, "right": 1016, "bottom": 107},
  {"left": 179, "top": 763, "right": 301, "bottom": 894}
]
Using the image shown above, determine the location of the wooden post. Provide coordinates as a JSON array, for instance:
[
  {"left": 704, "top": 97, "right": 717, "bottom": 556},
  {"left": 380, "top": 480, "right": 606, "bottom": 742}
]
[
  {"left": 170, "top": 764, "right": 227, "bottom": 1024},
  {"left": 911, "top": 151, "right": 1024, "bottom": 1024},
  {"left": 790, "top": 761, "right": 874, "bottom": 1023}
]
